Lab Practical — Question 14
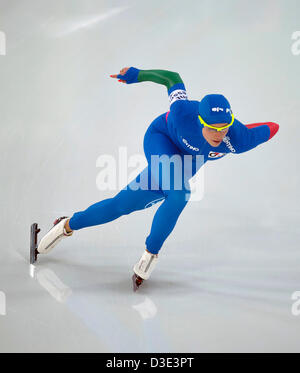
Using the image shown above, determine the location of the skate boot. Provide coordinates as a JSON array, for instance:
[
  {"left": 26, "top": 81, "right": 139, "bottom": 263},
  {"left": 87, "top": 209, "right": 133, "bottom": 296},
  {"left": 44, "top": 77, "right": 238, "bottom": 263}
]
[
  {"left": 37, "top": 216, "right": 73, "bottom": 257},
  {"left": 132, "top": 250, "right": 158, "bottom": 291}
]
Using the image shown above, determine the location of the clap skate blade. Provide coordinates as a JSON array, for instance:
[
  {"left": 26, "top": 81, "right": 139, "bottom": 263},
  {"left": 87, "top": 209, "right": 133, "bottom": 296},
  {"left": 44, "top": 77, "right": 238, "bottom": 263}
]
[
  {"left": 30, "top": 223, "right": 40, "bottom": 264},
  {"left": 132, "top": 274, "right": 144, "bottom": 292}
]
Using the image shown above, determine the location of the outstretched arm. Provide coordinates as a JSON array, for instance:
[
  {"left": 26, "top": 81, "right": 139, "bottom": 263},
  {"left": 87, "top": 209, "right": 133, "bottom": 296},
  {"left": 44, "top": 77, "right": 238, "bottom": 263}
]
[
  {"left": 110, "top": 66, "right": 188, "bottom": 106},
  {"left": 110, "top": 66, "right": 183, "bottom": 88}
]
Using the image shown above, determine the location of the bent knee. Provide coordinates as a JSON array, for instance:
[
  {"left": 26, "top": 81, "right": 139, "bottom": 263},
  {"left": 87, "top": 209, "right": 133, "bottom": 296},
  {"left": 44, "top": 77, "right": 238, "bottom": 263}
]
[{"left": 165, "top": 189, "right": 191, "bottom": 205}]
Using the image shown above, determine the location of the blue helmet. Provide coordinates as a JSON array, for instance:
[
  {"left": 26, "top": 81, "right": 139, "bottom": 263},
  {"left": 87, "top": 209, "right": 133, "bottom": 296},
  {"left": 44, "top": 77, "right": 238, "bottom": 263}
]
[{"left": 198, "top": 94, "right": 233, "bottom": 125}]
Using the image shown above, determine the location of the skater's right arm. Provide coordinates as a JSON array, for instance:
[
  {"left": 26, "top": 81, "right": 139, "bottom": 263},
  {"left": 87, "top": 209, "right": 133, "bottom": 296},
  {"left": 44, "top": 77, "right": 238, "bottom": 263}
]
[
  {"left": 110, "top": 66, "right": 191, "bottom": 111},
  {"left": 110, "top": 66, "right": 184, "bottom": 89},
  {"left": 110, "top": 67, "right": 201, "bottom": 153}
]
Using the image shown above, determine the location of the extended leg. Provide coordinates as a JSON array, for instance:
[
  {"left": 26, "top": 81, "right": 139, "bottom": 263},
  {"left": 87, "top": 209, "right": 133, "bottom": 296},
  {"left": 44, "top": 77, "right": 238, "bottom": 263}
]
[
  {"left": 68, "top": 167, "right": 164, "bottom": 231},
  {"left": 33, "top": 167, "right": 165, "bottom": 260}
]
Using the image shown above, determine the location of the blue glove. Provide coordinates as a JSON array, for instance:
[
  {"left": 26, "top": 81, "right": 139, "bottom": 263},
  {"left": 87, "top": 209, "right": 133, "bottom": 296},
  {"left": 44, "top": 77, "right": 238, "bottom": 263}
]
[{"left": 117, "top": 67, "right": 140, "bottom": 84}]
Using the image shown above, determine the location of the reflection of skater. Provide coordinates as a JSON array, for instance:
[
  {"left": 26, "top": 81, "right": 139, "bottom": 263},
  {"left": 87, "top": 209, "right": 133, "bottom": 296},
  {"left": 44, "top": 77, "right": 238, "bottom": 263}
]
[
  {"left": 36, "top": 67, "right": 279, "bottom": 290},
  {"left": 30, "top": 264, "right": 168, "bottom": 352}
]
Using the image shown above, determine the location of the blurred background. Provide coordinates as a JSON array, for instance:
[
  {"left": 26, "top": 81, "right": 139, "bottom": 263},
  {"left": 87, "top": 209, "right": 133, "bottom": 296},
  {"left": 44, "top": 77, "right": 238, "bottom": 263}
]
[{"left": 0, "top": 0, "right": 299, "bottom": 352}]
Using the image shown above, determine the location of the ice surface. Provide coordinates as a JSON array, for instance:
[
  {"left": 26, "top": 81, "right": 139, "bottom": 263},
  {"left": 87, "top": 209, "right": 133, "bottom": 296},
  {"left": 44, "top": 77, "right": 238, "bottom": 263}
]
[{"left": 0, "top": 0, "right": 299, "bottom": 353}]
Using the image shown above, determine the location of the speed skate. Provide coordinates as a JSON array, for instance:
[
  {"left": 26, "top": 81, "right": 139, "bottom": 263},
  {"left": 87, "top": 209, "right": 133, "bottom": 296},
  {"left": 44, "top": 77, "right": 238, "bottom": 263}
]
[
  {"left": 132, "top": 250, "right": 158, "bottom": 291},
  {"left": 29, "top": 216, "right": 73, "bottom": 264},
  {"left": 30, "top": 217, "right": 158, "bottom": 292},
  {"left": 30, "top": 223, "right": 40, "bottom": 264}
]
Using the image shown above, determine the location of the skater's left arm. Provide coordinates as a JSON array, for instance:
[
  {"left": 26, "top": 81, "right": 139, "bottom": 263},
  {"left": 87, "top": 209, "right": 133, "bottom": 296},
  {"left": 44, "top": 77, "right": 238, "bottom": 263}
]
[{"left": 234, "top": 119, "right": 279, "bottom": 153}]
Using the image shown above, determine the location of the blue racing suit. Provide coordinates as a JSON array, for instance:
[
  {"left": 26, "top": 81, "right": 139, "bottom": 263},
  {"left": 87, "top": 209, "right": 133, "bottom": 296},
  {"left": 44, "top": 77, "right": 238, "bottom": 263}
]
[{"left": 69, "top": 69, "right": 279, "bottom": 254}]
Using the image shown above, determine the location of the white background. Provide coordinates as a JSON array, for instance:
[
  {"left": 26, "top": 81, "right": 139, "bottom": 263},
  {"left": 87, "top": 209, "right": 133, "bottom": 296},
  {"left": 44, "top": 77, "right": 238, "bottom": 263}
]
[{"left": 0, "top": 0, "right": 299, "bottom": 352}]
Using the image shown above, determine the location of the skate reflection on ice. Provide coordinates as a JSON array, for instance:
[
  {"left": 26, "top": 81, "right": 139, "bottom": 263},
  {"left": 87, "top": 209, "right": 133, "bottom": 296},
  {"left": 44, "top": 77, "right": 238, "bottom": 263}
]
[
  {"left": 131, "top": 296, "right": 170, "bottom": 352},
  {"left": 29, "top": 264, "right": 140, "bottom": 350},
  {"left": 29, "top": 265, "right": 72, "bottom": 303},
  {"left": 28, "top": 265, "right": 170, "bottom": 351},
  {"left": 132, "top": 297, "right": 157, "bottom": 320},
  {"left": 29, "top": 264, "right": 35, "bottom": 278}
]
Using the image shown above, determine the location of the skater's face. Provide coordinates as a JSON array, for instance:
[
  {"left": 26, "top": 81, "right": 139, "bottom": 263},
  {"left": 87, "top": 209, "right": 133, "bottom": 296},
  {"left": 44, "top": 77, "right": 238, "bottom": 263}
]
[{"left": 202, "top": 123, "right": 229, "bottom": 147}]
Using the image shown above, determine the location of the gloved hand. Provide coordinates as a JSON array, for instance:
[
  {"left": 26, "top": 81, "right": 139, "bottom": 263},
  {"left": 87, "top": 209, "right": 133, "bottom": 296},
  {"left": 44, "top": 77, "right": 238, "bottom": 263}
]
[{"left": 110, "top": 66, "right": 140, "bottom": 84}]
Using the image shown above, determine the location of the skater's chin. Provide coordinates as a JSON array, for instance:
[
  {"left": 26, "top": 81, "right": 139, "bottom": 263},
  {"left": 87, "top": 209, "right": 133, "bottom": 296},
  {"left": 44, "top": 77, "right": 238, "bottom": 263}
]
[{"left": 210, "top": 139, "right": 222, "bottom": 147}]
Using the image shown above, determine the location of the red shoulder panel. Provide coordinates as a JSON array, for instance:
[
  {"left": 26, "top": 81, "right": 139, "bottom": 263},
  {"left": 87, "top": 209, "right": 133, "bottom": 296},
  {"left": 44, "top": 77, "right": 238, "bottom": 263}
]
[{"left": 245, "top": 122, "right": 279, "bottom": 140}]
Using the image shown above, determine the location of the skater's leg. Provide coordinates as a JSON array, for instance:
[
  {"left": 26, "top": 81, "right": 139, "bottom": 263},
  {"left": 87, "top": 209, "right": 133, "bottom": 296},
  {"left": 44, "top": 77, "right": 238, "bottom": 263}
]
[
  {"left": 145, "top": 188, "right": 191, "bottom": 254},
  {"left": 132, "top": 186, "right": 191, "bottom": 288},
  {"left": 143, "top": 127, "right": 194, "bottom": 255},
  {"left": 132, "top": 185, "right": 190, "bottom": 289},
  {"left": 68, "top": 167, "right": 165, "bottom": 231},
  {"left": 36, "top": 168, "right": 164, "bottom": 257},
  {"left": 132, "top": 124, "right": 195, "bottom": 287}
]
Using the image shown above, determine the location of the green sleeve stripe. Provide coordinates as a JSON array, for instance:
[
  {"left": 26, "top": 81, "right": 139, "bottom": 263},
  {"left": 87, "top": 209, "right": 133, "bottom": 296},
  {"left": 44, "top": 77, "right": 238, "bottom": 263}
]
[{"left": 137, "top": 70, "right": 183, "bottom": 90}]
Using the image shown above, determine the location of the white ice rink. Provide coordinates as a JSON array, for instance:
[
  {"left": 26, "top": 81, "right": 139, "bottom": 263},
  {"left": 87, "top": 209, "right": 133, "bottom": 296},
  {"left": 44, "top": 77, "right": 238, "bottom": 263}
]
[{"left": 0, "top": 0, "right": 300, "bottom": 353}]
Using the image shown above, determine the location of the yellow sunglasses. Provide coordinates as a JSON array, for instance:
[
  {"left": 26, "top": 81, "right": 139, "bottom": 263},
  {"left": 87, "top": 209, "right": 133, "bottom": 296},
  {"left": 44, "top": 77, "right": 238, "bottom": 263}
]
[{"left": 198, "top": 113, "right": 235, "bottom": 132}]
